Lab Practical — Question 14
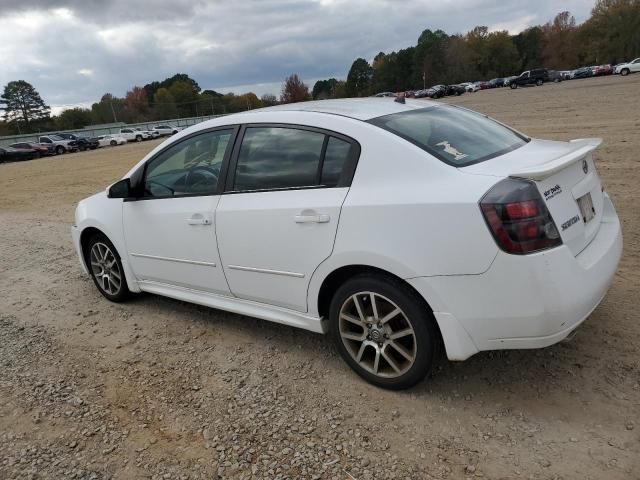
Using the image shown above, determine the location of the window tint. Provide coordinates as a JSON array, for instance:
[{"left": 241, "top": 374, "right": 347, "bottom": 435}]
[
  {"left": 234, "top": 127, "right": 325, "bottom": 191},
  {"left": 321, "top": 137, "right": 351, "bottom": 186},
  {"left": 368, "top": 105, "right": 528, "bottom": 167},
  {"left": 143, "top": 129, "right": 232, "bottom": 198}
]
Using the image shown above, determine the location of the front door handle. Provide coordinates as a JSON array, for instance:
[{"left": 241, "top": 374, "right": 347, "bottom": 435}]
[
  {"left": 294, "top": 213, "right": 330, "bottom": 223},
  {"left": 187, "top": 213, "right": 212, "bottom": 226}
]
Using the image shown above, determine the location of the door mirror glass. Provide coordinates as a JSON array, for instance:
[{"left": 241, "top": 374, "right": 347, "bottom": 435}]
[{"left": 108, "top": 178, "right": 131, "bottom": 198}]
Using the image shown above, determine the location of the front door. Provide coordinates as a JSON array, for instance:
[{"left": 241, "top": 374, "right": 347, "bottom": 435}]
[
  {"left": 216, "top": 125, "right": 358, "bottom": 311},
  {"left": 123, "top": 128, "right": 235, "bottom": 295}
]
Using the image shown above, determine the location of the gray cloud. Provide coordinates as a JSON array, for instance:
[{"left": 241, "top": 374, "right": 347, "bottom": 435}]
[{"left": 0, "top": 0, "right": 595, "bottom": 110}]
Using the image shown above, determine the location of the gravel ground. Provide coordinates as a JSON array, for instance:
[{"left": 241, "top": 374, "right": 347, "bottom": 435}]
[{"left": 1, "top": 74, "right": 639, "bottom": 479}]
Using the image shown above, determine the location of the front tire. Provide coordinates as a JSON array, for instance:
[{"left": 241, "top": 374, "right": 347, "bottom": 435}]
[
  {"left": 55, "top": 145, "right": 65, "bottom": 155},
  {"left": 135, "top": 135, "right": 143, "bottom": 142},
  {"left": 110, "top": 140, "right": 117, "bottom": 146},
  {"left": 621, "top": 68, "right": 630, "bottom": 76},
  {"left": 85, "top": 233, "right": 130, "bottom": 302},
  {"left": 510, "top": 83, "right": 517, "bottom": 89},
  {"left": 536, "top": 79, "right": 543, "bottom": 86},
  {"left": 329, "top": 274, "right": 439, "bottom": 390}
]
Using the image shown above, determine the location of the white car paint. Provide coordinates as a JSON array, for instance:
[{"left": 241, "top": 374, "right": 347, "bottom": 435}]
[
  {"left": 97, "top": 135, "right": 127, "bottom": 147},
  {"left": 152, "top": 125, "right": 182, "bottom": 136},
  {"left": 119, "top": 128, "right": 150, "bottom": 142},
  {"left": 615, "top": 58, "right": 640, "bottom": 75},
  {"left": 72, "top": 98, "right": 622, "bottom": 363}
]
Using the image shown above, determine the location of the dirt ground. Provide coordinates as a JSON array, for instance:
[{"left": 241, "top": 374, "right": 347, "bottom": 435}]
[{"left": 1, "top": 74, "right": 639, "bottom": 480}]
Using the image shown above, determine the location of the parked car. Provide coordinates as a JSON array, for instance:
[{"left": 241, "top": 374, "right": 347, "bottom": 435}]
[
  {"left": 9, "top": 142, "right": 53, "bottom": 156},
  {"left": 559, "top": 70, "right": 572, "bottom": 80},
  {"left": 372, "top": 92, "right": 396, "bottom": 98},
  {"left": 594, "top": 64, "right": 613, "bottom": 76},
  {"left": 502, "top": 76, "right": 518, "bottom": 87},
  {"left": 547, "top": 70, "right": 563, "bottom": 83},
  {"left": 54, "top": 133, "right": 99, "bottom": 151},
  {"left": 71, "top": 98, "right": 622, "bottom": 389},
  {"left": 445, "top": 84, "right": 466, "bottom": 96},
  {"left": 135, "top": 127, "right": 160, "bottom": 139},
  {"left": 119, "top": 128, "right": 150, "bottom": 142},
  {"left": 461, "top": 82, "right": 480, "bottom": 92},
  {"left": 615, "top": 58, "right": 640, "bottom": 75},
  {"left": 38, "top": 135, "right": 79, "bottom": 155},
  {"left": 428, "top": 85, "right": 447, "bottom": 98},
  {"left": 0, "top": 146, "right": 39, "bottom": 162},
  {"left": 152, "top": 125, "right": 182, "bottom": 136},
  {"left": 97, "top": 135, "right": 127, "bottom": 147},
  {"left": 488, "top": 78, "right": 505, "bottom": 88},
  {"left": 510, "top": 69, "right": 548, "bottom": 89},
  {"left": 573, "top": 67, "right": 594, "bottom": 79}
]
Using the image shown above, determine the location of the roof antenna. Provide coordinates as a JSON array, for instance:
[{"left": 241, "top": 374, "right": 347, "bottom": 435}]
[{"left": 394, "top": 95, "right": 405, "bottom": 104}]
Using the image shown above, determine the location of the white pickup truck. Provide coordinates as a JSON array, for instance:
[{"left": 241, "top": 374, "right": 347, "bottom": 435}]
[{"left": 38, "top": 135, "right": 79, "bottom": 155}]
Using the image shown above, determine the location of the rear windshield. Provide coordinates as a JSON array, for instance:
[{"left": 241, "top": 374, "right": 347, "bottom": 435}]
[{"left": 368, "top": 105, "right": 528, "bottom": 166}]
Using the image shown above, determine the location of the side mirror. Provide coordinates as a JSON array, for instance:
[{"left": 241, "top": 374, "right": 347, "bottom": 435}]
[{"left": 108, "top": 178, "right": 132, "bottom": 199}]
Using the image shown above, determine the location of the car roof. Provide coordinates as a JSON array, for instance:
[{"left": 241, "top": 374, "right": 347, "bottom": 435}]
[{"left": 253, "top": 98, "right": 438, "bottom": 121}]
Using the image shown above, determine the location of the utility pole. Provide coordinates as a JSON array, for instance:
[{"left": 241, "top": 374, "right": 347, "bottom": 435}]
[
  {"left": 423, "top": 71, "right": 426, "bottom": 90},
  {"left": 109, "top": 99, "right": 118, "bottom": 123}
]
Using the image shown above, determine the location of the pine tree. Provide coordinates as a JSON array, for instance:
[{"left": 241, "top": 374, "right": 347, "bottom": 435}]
[{"left": 0, "top": 80, "right": 51, "bottom": 126}]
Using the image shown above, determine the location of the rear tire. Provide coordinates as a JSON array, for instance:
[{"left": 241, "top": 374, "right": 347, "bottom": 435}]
[
  {"left": 110, "top": 140, "right": 117, "bottom": 146},
  {"left": 536, "top": 79, "right": 543, "bottom": 86},
  {"left": 84, "top": 233, "right": 130, "bottom": 303},
  {"left": 328, "top": 274, "right": 439, "bottom": 390},
  {"left": 510, "top": 83, "right": 517, "bottom": 89},
  {"left": 135, "top": 135, "right": 143, "bottom": 142}
]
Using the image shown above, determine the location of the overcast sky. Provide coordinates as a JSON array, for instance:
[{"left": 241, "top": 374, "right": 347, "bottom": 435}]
[{"left": 0, "top": 0, "right": 594, "bottom": 113}]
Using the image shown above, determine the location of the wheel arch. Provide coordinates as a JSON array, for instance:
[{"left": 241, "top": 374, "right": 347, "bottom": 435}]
[{"left": 315, "top": 264, "right": 444, "bottom": 346}]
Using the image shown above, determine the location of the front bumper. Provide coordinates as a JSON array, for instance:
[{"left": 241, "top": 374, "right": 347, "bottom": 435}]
[
  {"left": 71, "top": 225, "right": 88, "bottom": 275},
  {"left": 409, "top": 193, "right": 622, "bottom": 361}
]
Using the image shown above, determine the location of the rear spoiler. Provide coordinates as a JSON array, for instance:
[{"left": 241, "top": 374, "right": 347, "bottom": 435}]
[{"left": 509, "top": 138, "right": 602, "bottom": 181}]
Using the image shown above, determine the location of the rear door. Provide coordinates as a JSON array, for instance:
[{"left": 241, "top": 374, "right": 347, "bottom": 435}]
[{"left": 216, "top": 125, "right": 359, "bottom": 312}]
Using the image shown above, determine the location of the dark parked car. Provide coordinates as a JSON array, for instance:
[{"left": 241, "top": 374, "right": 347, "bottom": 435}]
[
  {"left": 0, "top": 146, "right": 39, "bottom": 163},
  {"left": 9, "top": 142, "right": 54, "bottom": 156},
  {"left": 54, "top": 133, "right": 100, "bottom": 151},
  {"left": 445, "top": 84, "right": 466, "bottom": 96},
  {"left": 547, "top": 70, "right": 563, "bottom": 83},
  {"left": 510, "top": 69, "right": 548, "bottom": 88},
  {"left": 488, "top": 77, "right": 505, "bottom": 88},
  {"left": 573, "top": 67, "right": 594, "bottom": 79},
  {"left": 428, "top": 85, "right": 447, "bottom": 98}
]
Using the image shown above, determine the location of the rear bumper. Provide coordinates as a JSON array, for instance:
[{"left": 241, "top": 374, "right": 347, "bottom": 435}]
[{"left": 409, "top": 193, "right": 622, "bottom": 360}]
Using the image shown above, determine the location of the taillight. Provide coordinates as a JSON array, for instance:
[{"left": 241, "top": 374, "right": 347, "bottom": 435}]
[{"left": 480, "top": 178, "right": 561, "bottom": 254}]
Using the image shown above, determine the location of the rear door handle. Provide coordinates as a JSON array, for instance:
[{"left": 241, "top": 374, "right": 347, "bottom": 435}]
[
  {"left": 294, "top": 213, "right": 330, "bottom": 223},
  {"left": 187, "top": 213, "right": 212, "bottom": 226}
]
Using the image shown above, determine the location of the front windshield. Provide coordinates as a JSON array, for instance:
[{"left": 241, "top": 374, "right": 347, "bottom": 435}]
[{"left": 368, "top": 105, "right": 529, "bottom": 167}]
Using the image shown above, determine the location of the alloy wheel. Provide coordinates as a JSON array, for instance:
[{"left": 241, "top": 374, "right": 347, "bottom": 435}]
[
  {"left": 89, "top": 242, "right": 122, "bottom": 296},
  {"left": 338, "top": 292, "right": 417, "bottom": 378}
]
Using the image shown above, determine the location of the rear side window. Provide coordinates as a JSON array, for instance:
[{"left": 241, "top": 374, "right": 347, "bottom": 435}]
[
  {"left": 321, "top": 137, "right": 351, "bottom": 187},
  {"left": 368, "top": 106, "right": 528, "bottom": 166}
]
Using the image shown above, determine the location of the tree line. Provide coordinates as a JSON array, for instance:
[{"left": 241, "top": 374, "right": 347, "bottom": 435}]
[
  {"left": 1, "top": 0, "right": 637, "bottom": 135},
  {"left": 312, "top": 0, "right": 640, "bottom": 98}
]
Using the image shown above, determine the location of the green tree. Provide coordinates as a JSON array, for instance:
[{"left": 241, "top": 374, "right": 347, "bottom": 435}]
[
  {"left": 0, "top": 80, "right": 51, "bottom": 131},
  {"left": 346, "top": 58, "right": 373, "bottom": 96},
  {"left": 312, "top": 78, "right": 339, "bottom": 99},
  {"left": 168, "top": 80, "right": 200, "bottom": 117},
  {"left": 413, "top": 29, "right": 449, "bottom": 86},
  {"left": 55, "top": 108, "right": 92, "bottom": 130},
  {"left": 260, "top": 93, "right": 279, "bottom": 106},
  {"left": 513, "top": 26, "right": 544, "bottom": 70},
  {"left": 91, "top": 93, "right": 125, "bottom": 124},
  {"left": 152, "top": 88, "right": 178, "bottom": 120},
  {"left": 280, "top": 74, "right": 310, "bottom": 103}
]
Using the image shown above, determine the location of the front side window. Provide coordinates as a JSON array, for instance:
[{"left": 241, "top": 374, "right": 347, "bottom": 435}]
[
  {"left": 369, "top": 106, "right": 528, "bottom": 167},
  {"left": 143, "top": 129, "right": 232, "bottom": 198},
  {"left": 233, "top": 127, "right": 325, "bottom": 191}
]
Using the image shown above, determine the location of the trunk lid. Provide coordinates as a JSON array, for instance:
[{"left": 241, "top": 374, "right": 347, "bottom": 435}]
[{"left": 463, "top": 138, "right": 604, "bottom": 256}]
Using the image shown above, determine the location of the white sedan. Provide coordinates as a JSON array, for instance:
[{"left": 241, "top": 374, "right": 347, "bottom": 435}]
[
  {"left": 97, "top": 135, "right": 127, "bottom": 147},
  {"left": 72, "top": 99, "right": 622, "bottom": 389}
]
